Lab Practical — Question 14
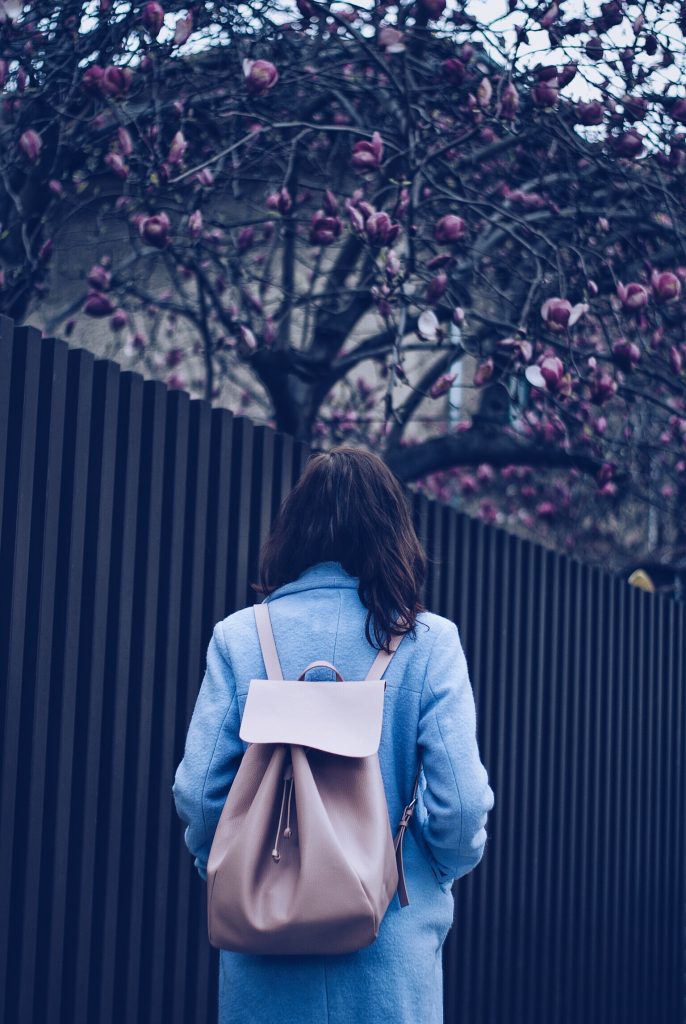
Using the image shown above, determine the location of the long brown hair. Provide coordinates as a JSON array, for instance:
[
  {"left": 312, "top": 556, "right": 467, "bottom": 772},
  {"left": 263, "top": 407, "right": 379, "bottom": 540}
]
[{"left": 252, "top": 445, "right": 428, "bottom": 652}]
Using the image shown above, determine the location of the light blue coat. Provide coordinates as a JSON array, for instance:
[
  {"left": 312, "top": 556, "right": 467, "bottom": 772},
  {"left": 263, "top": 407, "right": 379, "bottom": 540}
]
[{"left": 172, "top": 560, "right": 494, "bottom": 1024}]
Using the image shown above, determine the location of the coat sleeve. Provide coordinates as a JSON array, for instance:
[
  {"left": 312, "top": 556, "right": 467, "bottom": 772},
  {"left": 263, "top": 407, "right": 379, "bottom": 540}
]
[
  {"left": 172, "top": 620, "right": 244, "bottom": 881},
  {"left": 416, "top": 619, "right": 495, "bottom": 885}
]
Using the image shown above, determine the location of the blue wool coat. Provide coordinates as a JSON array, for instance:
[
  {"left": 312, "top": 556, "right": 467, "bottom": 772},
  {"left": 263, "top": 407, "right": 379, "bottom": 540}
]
[{"left": 172, "top": 560, "right": 494, "bottom": 1024}]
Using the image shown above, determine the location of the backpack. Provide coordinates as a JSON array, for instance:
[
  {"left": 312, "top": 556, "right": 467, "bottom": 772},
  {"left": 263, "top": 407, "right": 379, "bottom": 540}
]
[{"left": 206, "top": 600, "right": 422, "bottom": 955}]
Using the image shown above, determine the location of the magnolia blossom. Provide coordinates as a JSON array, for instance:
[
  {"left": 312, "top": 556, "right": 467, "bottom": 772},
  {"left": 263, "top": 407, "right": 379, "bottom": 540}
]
[
  {"left": 525, "top": 364, "right": 546, "bottom": 388},
  {"left": 417, "top": 309, "right": 439, "bottom": 341},
  {"left": 576, "top": 100, "right": 604, "bottom": 125},
  {"left": 310, "top": 210, "right": 341, "bottom": 245},
  {"left": 243, "top": 59, "right": 279, "bottom": 96},
  {"left": 173, "top": 12, "right": 193, "bottom": 46},
  {"left": 188, "top": 209, "right": 203, "bottom": 240},
  {"left": 104, "top": 151, "right": 129, "bottom": 179},
  {"left": 84, "top": 292, "right": 115, "bottom": 317},
  {"left": 266, "top": 187, "right": 292, "bottom": 215},
  {"left": 426, "top": 272, "right": 448, "bottom": 304},
  {"left": 591, "top": 372, "right": 618, "bottom": 403},
  {"left": 385, "top": 248, "right": 401, "bottom": 277},
  {"left": 110, "top": 309, "right": 128, "bottom": 331},
  {"left": 18, "top": 129, "right": 42, "bottom": 163},
  {"left": 139, "top": 212, "right": 171, "bottom": 248},
  {"left": 430, "top": 373, "right": 456, "bottom": 399},
  {"left": 351, "top": 131, "right": 384, "bottom": 171},
  {"left": 434, "top": 214, "right": 466, "bottom": 243},
  {"left": 0, "top": 1, "right": 22, "bottom": 23},
  {"left": 539, "top": 355, "right": 564, "bottom": 388},
  {"left": 474, "top": 357, "right": 494, "bottom": 386},
  {"left": 167, "top": 131, "right": 187, "bottom": 166},
  {"left": 238, "top": 325, "right": 258, "bottom": 353},
  {"left": 421, "top": 0, "right": 446, "bottom": 18},
  {"left": 497, "top": 82, "right": 519, "bottom": 120},
  {"left": 142, "top": 2, "right": 164, "bottom": 37},
  {"left": 378, "top": 27, "right": 405, "bottom": 53},
  {"left": 612, "top": 337, "right": 641, "bottom": 371},
  {"left": 651, "top": 270, "right": 681, "bottom": 303},
  {"left": 364, "top": 210, "right": 400, "bottom": 246},
  {"left": 101, "top": 66, "right": 132, "bottom": 97},
  {"left": 441, "top": 58, "right": 465, "bottom": 84},
  {"left": 617, "top": 281, "right": 649, "bottom": 309},
  {"left": 118, "top": 126, "right": 133, "bottom": 156},
  {"left": 540, "top": 297, "right": 588, "bottom": 332},
  {"left": 87, "top": 264, "right": 111, "bottom": 291}
]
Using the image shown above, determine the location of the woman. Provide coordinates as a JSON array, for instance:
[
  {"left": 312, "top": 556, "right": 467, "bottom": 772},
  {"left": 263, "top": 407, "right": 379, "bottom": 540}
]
[{"left": 172, "top": 445, "right": 494, "bottom": 1024}]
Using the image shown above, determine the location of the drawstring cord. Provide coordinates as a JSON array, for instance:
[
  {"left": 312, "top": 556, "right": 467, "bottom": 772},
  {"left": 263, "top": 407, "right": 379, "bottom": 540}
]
[{"left": 271, "top": 761, "right": 294, "bottom": 862}]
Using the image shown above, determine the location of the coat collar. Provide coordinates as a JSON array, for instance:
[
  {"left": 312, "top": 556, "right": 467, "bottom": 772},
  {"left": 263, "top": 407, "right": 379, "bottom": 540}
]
[{"left": 263, "top": 560, "right": 360, "bottom": 602}]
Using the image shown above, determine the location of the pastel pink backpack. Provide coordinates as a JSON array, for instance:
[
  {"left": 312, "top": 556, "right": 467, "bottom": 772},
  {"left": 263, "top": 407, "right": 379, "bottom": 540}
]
[{"left": 206, "top": 601, "right": 422, "bottom": 955}]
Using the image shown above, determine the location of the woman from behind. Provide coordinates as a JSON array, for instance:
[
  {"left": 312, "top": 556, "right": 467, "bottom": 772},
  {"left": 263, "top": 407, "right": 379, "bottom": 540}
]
[{"left": 173, "top": 444, "right": 495, "bottom": 1024}]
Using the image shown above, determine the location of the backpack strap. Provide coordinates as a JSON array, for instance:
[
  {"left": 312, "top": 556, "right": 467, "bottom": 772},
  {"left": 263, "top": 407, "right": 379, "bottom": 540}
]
[
  {"left": 254, "top": 601, "right": 422, "bottom": 909},
  {"left": 254, "top": 602, "right": 284, "bottom": 680},
  {"left": 364, "top": 623, "right": 422, "bottom": 909}
]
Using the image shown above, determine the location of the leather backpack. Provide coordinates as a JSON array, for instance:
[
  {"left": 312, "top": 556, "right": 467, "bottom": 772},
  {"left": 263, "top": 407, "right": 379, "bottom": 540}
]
[{"left": 206, "top": 601, "right": 422, "bottom": 955}]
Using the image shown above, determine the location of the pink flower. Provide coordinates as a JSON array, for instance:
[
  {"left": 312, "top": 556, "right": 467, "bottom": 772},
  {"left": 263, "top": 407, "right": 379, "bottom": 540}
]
[
  {"left": 173, "top": 12, "right": 193, "bottom": 46},
  {"left": 101, "top": 65, "right": 132, "bottom": 97},
  {"left": 378, "top": 27, "right": 405, "bottom": 53},
  {"left": 188, "top": 209, "right": 203, "bottom": 240},
  {"left": 575, "top": 100, "right": 604, "bottom": 125},
  {"left": 613, "top": 129, "right": 644, "bottom": 158},
  {"left": 84, "top": 291, "right": 115, "bottom": 317},
  {"left": 266, "top": 187, "right": 292, "bottom": 215},
  {"left": 612, "top": 337, "right": 641, "bottom": 371},
  {"left": 617, "top": 281, "right": 649, "bottom": 309},
  {"left": 243, "top": 59, "right": 279, "bottom": 96},
  {"left": 441, "top": 58, "right": 465, "bottom": 84},
  {"left": 18, "top": 129, "right": 42, "bottom": 163},
  {"left": 591, "top": 372, "right": 618, "bottom": 404},
  {"left": 139, "top": 212, "right": 171, "bottom": 248},
  {"left": 430, "top": 373, "right": 456, "bottom": 399},
  {"left": 310, "top": 210, "right": 342, "bottom": 245},
  {"left": 104, "top": 151, "right": 129, "bottom": 179},
  {"left": 540, "top": 297, "right": 572, "bottom": 331},
  {"left": 142, "top": 2, "right": 164, "bottom": 37},
  {"left": 536, "top": 501, "right": 557, "bottom": 520},
  {"left": 651, "top": 270, "right": 681, "bottom": 303},
  {"left": 385, "top": 248, "right": 401, "bottom": 277},
  {"left": 87, "top": 264, "right": 111, "bottom": 290},
  {"left": 426, "top": 272, "right": 448, "bottom": 304},
  {"left": 195, "top": 167, "right": 214, "bottom": 187},
  {"left": 531, "top": 80, "right": 558, "bottom": 108},
  {"left": 351, "top": 131, "right": 384, "bottom": 171},
  {"left": 539, "top": 355, "right": 564, "bottom": 388},
  {"left": 364, "top": 211, "right": 401, "bottom": 246},
  {"left": 110, "top": 309, "right": 128, "bottom": 331},
  {"left": 238, "top": 325, "right": 258, "bottom": 353},
  {"left": 497, "top": 82, "right": 519, "bottom": 120},
  {"left": 420, "top": 0, "right": 446, "bottom": 19},
  {"left": 81, "top": 65, "right": 105, "bottom": 93},
  {"left": 434, "top": 214, "right": 466, "bottom": 243},
  {"left": 117, "top": 126, "right": 133, "bottom": 156},
  {"left": 237, "top": 226, "right": 254, "bottom": 252},
  {"left": 167, "top": 130, "right": 187, "bottom": 166},
  {"left": 669, "top": 346, "right": 683, "bottom": 375},
  {"left": 474, "top": 357, "right": 494, "bottom": 386}
]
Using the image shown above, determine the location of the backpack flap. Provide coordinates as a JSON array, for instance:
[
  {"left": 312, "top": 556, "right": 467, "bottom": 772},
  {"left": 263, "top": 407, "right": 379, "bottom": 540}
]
[{"left": 239, "top": 677, "right": 386, "bottom": 757}]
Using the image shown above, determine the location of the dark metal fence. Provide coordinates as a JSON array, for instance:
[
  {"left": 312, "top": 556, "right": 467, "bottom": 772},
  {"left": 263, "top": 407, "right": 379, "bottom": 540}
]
[{"left": 1, "top": 315, "right": 684, "bottom": 1024}]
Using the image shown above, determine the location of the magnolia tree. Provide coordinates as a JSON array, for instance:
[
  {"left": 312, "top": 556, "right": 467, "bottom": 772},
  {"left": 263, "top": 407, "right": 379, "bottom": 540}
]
[{"left": 2, "top": 0, "right": 686, "bottom": 561}]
